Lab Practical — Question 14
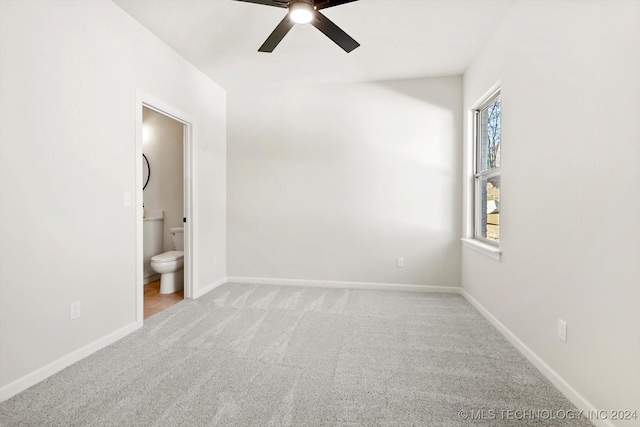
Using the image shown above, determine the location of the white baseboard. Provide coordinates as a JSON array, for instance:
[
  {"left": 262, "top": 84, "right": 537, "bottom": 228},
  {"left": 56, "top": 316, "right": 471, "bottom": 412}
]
[
  {"left": 192, "top": 276, "right": 228, "bottom": 299},
  {"left": 143, "top": 273, "right": 160, "bottom": 285},
  {"left": 0, "top": 321, "right": 141, "bottom": 403},
  {"left": 226, "top": 276, "right": 461, "bottom": 294},
  {"left": 459, "top": 289, "right": 612, "bottom": 427}
]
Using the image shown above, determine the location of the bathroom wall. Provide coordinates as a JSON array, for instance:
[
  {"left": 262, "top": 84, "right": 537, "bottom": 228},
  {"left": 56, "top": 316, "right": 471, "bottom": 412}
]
[
  {"left": 142, "top": 107, "right": 184, "bottom": 253},
  {"left": 0, "top": 0, "right": 226, "bottom": 399}
]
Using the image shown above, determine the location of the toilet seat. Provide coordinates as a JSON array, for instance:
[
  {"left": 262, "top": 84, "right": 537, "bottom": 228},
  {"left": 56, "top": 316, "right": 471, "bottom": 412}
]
[{"left": 151, "top": 251, "right": 184, "bottom": 263}]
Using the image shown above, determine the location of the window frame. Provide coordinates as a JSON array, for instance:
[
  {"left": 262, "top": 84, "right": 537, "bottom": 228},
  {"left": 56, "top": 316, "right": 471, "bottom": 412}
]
[{"left": 473, "top": 89, "right": 501, "bottom": 246}]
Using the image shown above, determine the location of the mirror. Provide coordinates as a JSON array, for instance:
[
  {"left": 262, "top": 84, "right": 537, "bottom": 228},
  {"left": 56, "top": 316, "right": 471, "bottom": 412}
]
[{"left": 143, "top": 154, "right": 150, "bottom": 190}]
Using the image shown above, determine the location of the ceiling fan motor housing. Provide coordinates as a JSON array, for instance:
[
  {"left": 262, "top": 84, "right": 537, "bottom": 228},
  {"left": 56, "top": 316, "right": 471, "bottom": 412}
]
[{"left": 290, "top": 0, "right": 315, "bottom": 8}]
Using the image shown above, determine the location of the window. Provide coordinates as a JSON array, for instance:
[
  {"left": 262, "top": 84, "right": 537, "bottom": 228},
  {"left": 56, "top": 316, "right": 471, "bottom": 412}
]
[{"left": 474, "top": 90, "right": 501, "bottom": 244}]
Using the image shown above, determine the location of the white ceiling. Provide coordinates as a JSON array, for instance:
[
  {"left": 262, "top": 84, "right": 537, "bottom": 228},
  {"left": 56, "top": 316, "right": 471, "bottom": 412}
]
[{"left": 114, "top": 0, "right": 514, "bottom": 91}]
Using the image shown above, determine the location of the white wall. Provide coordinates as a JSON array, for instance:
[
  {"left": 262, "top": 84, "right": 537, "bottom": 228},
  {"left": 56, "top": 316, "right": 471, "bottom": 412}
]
[
  {"left": 462, "top": 0, "right": 640, "bottom": 422},
  {"left": 143, "top": 107, "right": 184, "bottom": 253},
  {"left": 0, "top": 0, "right": 226, "bottom": 394},
  {"left": 228, "top": 77, "right": 462, "bottom": 287}
]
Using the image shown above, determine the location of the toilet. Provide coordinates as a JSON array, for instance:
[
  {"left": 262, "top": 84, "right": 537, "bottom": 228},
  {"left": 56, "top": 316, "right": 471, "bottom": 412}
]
[{"left": 151, "top": 227, "right": 184, "bottom": 294}]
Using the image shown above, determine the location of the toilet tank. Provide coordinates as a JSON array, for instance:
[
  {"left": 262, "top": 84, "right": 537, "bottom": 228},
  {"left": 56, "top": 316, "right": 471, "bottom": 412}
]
[{"left": 171, "top": 227, "right": 184, "bottom": 251}]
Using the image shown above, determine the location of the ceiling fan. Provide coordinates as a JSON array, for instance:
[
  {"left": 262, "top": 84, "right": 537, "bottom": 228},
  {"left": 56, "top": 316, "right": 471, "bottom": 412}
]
[{"left": 234, "top": 0, "right": 360, "bottom": 53}]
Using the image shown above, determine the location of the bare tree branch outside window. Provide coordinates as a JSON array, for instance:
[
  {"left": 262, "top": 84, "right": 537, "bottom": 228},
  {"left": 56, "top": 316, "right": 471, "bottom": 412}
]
[{"left": 486, "top": 98, "right": 501, "bottom": 171}]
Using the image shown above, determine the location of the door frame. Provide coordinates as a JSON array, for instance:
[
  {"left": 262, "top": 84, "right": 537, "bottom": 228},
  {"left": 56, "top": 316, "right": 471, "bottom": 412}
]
[{"left": 135, "top": 90, "right": 198, "bottom": 324}]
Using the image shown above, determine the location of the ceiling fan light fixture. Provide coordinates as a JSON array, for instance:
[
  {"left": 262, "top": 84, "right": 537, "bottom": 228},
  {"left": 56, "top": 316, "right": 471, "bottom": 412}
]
[
  {"left": 289, "top": 1, "right": 314, "bottom": 24},
  {"left": 240, "top": 0, "right": 360, "bottom": 53}
]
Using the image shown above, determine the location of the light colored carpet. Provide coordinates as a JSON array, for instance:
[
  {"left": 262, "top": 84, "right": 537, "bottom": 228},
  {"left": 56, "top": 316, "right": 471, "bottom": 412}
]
[{"left": 0, "top": 283, "right": 592, "bottom": 426}]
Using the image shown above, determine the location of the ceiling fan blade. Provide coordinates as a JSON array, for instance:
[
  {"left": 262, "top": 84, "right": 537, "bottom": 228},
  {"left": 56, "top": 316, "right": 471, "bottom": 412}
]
[
  {"left": 315, "top": 0, "right": 359, "bottom": 10},
  {"left": 232, "top": 0, "right": 287, "bottom": 8},
  {"left": 258, "top": 15, "right": 295, "bottom": 52},
  {"left": 311, "top": 11, "right": 360, "bottom": 53}
]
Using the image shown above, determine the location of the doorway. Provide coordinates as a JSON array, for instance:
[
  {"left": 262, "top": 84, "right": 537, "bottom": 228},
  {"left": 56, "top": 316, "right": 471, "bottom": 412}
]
[
  {"left": 142, "top": 107, "right": 184, "bottom": 318},
  {"left": 135, "top": 91, "right": 197, "bottom": 324}
]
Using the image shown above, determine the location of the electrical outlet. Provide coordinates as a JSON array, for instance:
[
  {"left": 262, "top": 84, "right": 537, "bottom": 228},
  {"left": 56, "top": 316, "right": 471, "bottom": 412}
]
[
  {"left": 397, "top": 257, "right": 404, "bottom": 268},
  {"left": 558, "top": 319, "right": 567, "bottom": 342},
  {"left": 212, "top": 256, "right": 217, "bottom": 266},
  {"left": 70, "top": 301, "right": 81, "bottom": 320}
]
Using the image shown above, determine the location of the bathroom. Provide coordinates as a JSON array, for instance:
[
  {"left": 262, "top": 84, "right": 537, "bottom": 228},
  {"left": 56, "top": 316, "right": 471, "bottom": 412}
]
[{"left": 142, "top": 106, "right": 185, "bottom": 319}]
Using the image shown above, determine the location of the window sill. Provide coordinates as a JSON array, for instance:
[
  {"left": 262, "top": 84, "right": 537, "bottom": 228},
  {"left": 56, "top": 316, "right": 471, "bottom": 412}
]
[{"left": 461, "top": 238, "right": 502, "bottom": 261}]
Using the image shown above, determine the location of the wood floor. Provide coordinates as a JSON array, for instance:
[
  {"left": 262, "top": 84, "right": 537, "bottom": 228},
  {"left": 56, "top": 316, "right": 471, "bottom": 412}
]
[{"left": 143, "top": 280, "right": 183, "bottom": 319}]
